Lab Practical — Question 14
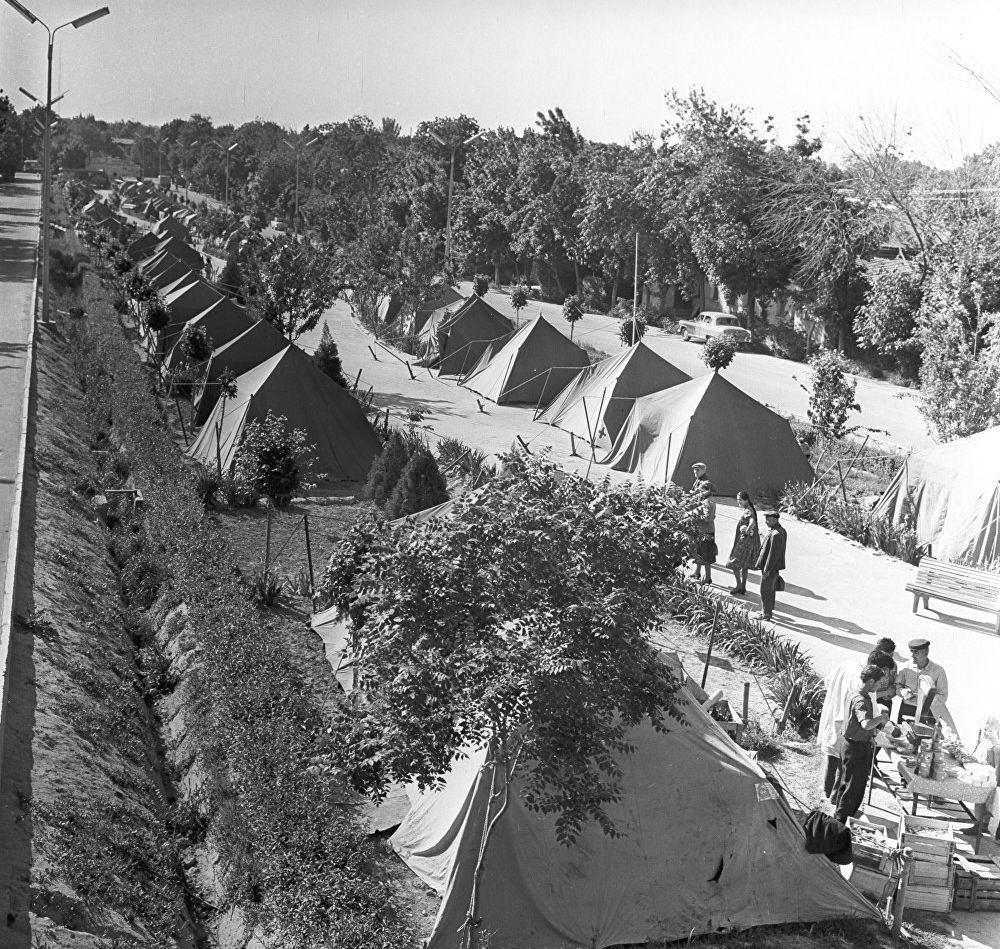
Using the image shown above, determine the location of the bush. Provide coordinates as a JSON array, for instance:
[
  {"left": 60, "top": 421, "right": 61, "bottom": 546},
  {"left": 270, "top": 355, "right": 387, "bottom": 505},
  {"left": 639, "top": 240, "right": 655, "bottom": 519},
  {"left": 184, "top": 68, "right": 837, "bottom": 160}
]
[
  {"left": 473, "top": 274, "right": 490, "bottom": 296},
  {"left": 362, "top": 431, "right": 410, "bottom": 506},
  {"left": 247, "top": 566, "right": 284, "bottom": 606},
  {"left": 313, "top": 320, "right": 347, "bottom": 387},
  {"left": 753, "top": 323, "right": 808, "bottom": 362},
  {"left": 807, "top": 349, "right": 860, "bottom": 440},
  {"left": 618, "top": 308, "right": 648, "bottom": 346},
  {"left": 384, "top": 448, "right": 449, "bottom": 519},
  {"left": 562, "top": 293, "right": 583, "bottom": 339},
  {"left": 232, "top": 411, "right": 319, "bottom": 507},
  {"left": 702, "top": 336, "right": 737, "bottom": 372}
]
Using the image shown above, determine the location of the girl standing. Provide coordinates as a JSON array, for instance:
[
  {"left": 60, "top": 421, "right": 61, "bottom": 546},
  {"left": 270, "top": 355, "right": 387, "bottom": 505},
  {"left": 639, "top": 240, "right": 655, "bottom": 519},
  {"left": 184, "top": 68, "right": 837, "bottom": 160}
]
[{"left": 727, "top": 490, "right": 760, "bottom": 595}]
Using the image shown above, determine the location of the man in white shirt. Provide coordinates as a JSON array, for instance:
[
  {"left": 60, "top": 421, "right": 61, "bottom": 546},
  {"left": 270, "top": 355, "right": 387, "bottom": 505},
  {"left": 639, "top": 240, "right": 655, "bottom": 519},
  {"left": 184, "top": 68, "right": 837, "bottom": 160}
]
[{"left": 896, "top": 638, "right": 956, "bottom": 735}]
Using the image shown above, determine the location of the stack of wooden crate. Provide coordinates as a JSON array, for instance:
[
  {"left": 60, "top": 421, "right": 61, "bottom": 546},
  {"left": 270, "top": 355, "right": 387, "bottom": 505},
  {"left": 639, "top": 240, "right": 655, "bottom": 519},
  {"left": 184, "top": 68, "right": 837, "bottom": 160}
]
[
  {"left": 899, "top": 814, "right": 956, "bottom": 913},
  {"left": 848, "top": 818, "right": 898, "bottom": 900},
  {"left": 953, "top": 854, "right": 1000, "bottom": 911}
]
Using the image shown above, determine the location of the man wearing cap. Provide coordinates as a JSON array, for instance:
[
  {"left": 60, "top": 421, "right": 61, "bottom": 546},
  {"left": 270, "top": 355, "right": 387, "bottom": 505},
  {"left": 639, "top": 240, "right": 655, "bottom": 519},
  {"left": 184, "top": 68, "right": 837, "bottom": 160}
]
[
  {"left": 690, "top": 463, "right": 717, "bottom": 584},
  {"left": 896, "top": 638, "right": 950, "bottom": 725},
  {"left": 755, "top": 509, "right": 786, "bottom": 620}
]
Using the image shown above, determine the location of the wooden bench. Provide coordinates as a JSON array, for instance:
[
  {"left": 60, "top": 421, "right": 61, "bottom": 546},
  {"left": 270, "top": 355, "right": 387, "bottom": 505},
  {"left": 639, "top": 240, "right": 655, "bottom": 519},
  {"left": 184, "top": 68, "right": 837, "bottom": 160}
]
[{"left": 905, "top": 557, "right": 1000, "bottom": 634}]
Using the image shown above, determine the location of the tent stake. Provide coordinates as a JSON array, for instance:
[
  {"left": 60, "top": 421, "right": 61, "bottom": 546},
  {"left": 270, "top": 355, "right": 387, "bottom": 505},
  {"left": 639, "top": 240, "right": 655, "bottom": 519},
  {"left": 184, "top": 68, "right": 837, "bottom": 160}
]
[
  {"left": 173, "top": 395, "right": 189, "bottom": 446},
  {"left": 264, "top": 501, "right": 273, "bottom": 574},
  {"left": 353, "top": 368, "right": 362, "bottom": 392},
  {"left": 516, "top": 435, "right": 532, "bottom": 455},
  {"left": 477, "top": 399, "right": 485, "bottom": 413},
  {"left": 700, "top": 602, "right": 720, "bottom": 690},
  {"left": 406, "top": 361, "right": 415, "bottom": 380},
  {"left": 570, "top": 433, "right": 577, "bottom": 456},
  {"left": 368, "top": 345, "right": 378, "bottom": 361},
  {"left": 303, "top": 512, "right": 315, "bottom": 600},
  {"left": 743, "top": 682, "right": 750, "bottom": 728}
]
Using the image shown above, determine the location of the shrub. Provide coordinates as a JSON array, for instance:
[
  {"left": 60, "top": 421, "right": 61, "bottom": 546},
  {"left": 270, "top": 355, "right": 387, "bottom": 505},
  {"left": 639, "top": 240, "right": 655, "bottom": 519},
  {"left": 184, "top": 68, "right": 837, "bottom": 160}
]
[
  {"left": 807, "top": 349, "right": 860, "bottom": 440},
  {"left": 473, "top": 274, "right": 490, "bottom": 297},
  {"left": 146, "top": 300, "right": 170, "bottom": 333},
  {"left": 362, "top": 431, "right": 410, "bottom": 506},
  {"left": 384, "top": 448, "right": 449, "bottom": 519},
  {"left": 509, "top": 283, "right": 530, "bottom": 325},
  {"left": 178, "top": 324, "right": 213, "bottom": 364},
  {"left": 702, "top": 336, "right": 737, "bottom": 372},
  {"left": 313, "top": 320, "right": 347, "bottom": 387},
  {"left": 753, "top": 323, "right": 809, "bottom": 362},
  {"left": 737, "top": 718, "right": 782, "bottom": 760},
  {"left": 193, "top": 468, "right": 222, "bottom": 507},
  {"left": 248, "top": 566, "right": 284, "bottom": 606},
  {"left": 218, "top": 472, "right": 261, "bottom": 508},
  {"left": 232, "top": 411, "right": 319, "bottom": 507},
  {"left": 619, "top": 309, "right": 648, "bottom": 346},
  {"left": 562, "top": 293, "right": 583, "bottom": 340}
]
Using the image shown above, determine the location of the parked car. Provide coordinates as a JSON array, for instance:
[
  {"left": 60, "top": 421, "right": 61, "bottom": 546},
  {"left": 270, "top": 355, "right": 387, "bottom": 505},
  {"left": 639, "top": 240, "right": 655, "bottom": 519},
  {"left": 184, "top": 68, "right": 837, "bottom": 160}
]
[
  {"left": 271, "top": 219, "right": 286, "bottom": 232},
  {"left": 678, "top": 312, "right": 752, "bottom": 346}
]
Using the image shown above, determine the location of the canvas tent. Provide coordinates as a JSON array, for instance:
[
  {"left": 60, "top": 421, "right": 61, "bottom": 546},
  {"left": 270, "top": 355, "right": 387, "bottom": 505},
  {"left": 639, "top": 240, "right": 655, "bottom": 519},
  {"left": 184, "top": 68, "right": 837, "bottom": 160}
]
[
  {"left": 393, "top": 686, "right": 878, "bottom": 949},
  {"left": 412, "top": 285, "right": 464, "bottom": 334},
  {"left": 429, "top": 296, "right": 514, "bottom": 376},
  {"left": 461, "top": 314, "right": 590, "bottom": 406},
  {"left": 873, "top": 425, "right": 1000, "bottom": 566},
  {"left": 156, "top": 279, "right": 225, "bottom": 354},
  {"left": 148, "top": 258, "right": 196, "bottom": 292},
  {"left": 537, "top": 342, "right": 690, "bottom": 448},
  {"left": 153, "top": 215, "right": 191, "bottom": 243},
  {"left": 163, "top": 297, "right": 253, "bottom": 372},
  {"left": 127, "top": 231, "right": 161, "bottom": 261},
  {"left": 193, "top": 318, "right": 289, "bottom": 425},
  {"left": 148, "top": 235, "right": 203, "bottom": 273},
  {"left": 188, "top": 344, "right": 380, "bottom": 482},
  {"left": 601, "top": 372, "right": 814, "bottom": 496}
]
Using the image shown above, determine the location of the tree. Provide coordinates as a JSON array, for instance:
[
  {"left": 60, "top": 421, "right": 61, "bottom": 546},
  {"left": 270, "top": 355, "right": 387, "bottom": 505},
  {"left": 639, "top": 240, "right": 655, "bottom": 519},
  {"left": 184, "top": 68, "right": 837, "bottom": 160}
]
[
  {"left": 217, "top": 253, "right": 245, "bottom": 301},
  {"left": 562, "top": 294, "right": 583, "bottom": 340},
  {"left": 178, "top": 324, "right": 213, "bottom": 364},
  {"left": 322, "top": 457, "right": 695, "bottom": 947},
  {"left": 806, "top": 350, "right": 860, "bottom": 440},
  {"left": 361, "top": 432, "right": 411, "bottom": 506},
  {"left": 509, "top": 283, "right": 530, "bottom": 327},
  {"left": 854, "top": 261, "right": 922, "bottom": 377},
  {"left": 701, "top": 336, "right": 737, "bottom": 372},
  {"left": 146, "top": 299, "right": 170, "bottom": 333},
  {"left": 242, "top": 237, "right": 339, "bottom": 340},
  {"left": 314, "top": 320, "right": 347, "bottom": 387},
  {"left": 384, "top": 448, "right": 448, "bottom": 519},
  {"left": 232, "top": 410, "right": 319, "bottom": 507},
  {"left": 473, "top": 274, "right": 490, "bottom": 297},
  {"left": 617, "top": 302, "right": 647, "bottom": 346}
]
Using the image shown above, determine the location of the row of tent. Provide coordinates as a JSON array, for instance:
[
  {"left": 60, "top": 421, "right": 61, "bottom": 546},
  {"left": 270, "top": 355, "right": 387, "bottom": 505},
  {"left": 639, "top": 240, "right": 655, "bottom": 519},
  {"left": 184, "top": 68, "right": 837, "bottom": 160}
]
[
  {"left": 125, "top": 231, "right": 381, "bottom": 484},
  {"left": 418, "top": 292, "right": 814, "bottom": 497},
  {"left": 310, "top": 605, "right": 878, "bottom": 949}
]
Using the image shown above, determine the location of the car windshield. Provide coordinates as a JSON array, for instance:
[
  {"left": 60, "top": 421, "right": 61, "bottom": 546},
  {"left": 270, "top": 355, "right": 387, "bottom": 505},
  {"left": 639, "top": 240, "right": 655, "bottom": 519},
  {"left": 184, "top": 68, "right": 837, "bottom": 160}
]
[{"left": 714, "top": 316, "right": 740, "bottom": 326}]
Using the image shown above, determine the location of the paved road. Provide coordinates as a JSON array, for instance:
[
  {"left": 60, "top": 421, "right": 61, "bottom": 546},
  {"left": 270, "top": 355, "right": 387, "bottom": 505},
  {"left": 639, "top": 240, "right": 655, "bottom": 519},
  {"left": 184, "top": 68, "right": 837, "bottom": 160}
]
[{"left": 0, "top": 174, "right": 39, "bottom": 618}]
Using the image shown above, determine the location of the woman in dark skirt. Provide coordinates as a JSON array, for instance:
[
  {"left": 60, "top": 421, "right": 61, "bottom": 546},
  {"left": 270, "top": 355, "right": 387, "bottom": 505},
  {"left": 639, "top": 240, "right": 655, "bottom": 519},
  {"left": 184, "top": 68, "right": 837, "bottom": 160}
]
[{"left": 727, "top": 490, "right": 760, "bottom": 595}]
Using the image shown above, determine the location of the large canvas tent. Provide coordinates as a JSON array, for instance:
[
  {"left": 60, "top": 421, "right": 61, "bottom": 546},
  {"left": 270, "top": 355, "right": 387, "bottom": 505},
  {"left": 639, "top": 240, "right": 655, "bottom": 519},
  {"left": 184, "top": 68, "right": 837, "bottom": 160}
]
[
  {"left": 152, "top": 215, "right": 191, "bottom": 243},
  {"left": 461, "top": 314, "right": 590, "bottom": 406},
  {"left": 148, "top": 258, "right": 195, "bottom": 292},
  {"left": 147, "top": 235, "right": 203, "bottom": 272},
  {"left": 412, "top": 285, "right": 464, "bottom": 334},
  {"left": 127, "top": 231, "right": 161, "bottom": 261},
  {"left": 537, "top": 342, "right": 690, "bottom": 448},
  {"left": 193, "top": 318, "right": 289, "bottom": 425},
  {"left": 392, "top": 688, "right": 878, "bottom": 949},
  {"left": 155, "top": 280, "right": 225, "bottom": 357},
  {"left": 163, "top": 297, "right": 253, "bottom": 372},
  {"left": 873, "top": 426, "right": 1000, "bottom": 566},
  {"left": 430, "top": 296, "right": 514, "bottom": 376},
  {"left": 188, "top": 344, "right": 380, "bottom": 482},
  {"left": 601, "top": 372, "right": 814, "bottom": 496}
]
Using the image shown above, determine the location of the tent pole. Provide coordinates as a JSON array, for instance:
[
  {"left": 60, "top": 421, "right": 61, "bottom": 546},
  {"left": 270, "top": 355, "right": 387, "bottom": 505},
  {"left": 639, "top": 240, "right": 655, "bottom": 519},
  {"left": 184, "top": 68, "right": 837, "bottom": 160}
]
[
  {"left": 264, "top": 501, "right": 273, "bottom": 574},
  {"left": 303, "top": 512, "right": 315, "bottom": 601}
]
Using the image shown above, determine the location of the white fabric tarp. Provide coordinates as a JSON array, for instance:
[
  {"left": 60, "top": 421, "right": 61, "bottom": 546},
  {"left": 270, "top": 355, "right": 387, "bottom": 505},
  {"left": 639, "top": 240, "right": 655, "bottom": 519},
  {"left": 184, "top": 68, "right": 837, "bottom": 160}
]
[{"left": 873, "top": 426, "right": 1000, "bottom": 566}]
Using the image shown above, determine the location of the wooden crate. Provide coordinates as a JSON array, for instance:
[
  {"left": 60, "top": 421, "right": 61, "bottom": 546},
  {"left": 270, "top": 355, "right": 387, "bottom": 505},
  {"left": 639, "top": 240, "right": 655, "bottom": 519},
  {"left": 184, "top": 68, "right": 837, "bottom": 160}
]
[
  {"left": 900, "top": 813, "right": 957, "bottom": 858},
  {"left": 908, "top": 857, "right": 954, "bottom": 888},
  {"left": 903, "top": 883, "right": 954, "bottom": 913},
  {"left": 850, "top": 865, "right": 896, "bottom": 900},
  {"left": 953, "top": 854, "right": 1000, "bottom": 912}
]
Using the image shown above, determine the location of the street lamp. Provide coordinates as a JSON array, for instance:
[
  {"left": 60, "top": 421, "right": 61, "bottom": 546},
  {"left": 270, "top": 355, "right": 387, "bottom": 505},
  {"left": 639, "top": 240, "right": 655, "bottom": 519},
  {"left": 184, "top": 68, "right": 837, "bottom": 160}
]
[
  {"left": 283, "top": 134, "right": 319, "bottom": 238},
  {"left": 210, "top": 140, "right": 239, "bottom": 211},
  {"left": 426, "top": 128, "right": 485, "bottom": 276},
  {"left": 2, "top": 0, "right": 110, "bottom": 323}
]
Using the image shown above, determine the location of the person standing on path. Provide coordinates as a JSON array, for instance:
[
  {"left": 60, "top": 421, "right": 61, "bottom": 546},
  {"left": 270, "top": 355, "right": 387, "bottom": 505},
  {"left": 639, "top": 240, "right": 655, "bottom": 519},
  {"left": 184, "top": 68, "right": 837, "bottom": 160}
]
[
  {"left": 726, "top": 490, "right": 760, "bottom": 595},
  {"left": 755, "top": 509, "right": 786, "bottom": 620},
  {"left": 835, "top": 664, "right": 893, "bottom": 822},
  {"left": 690, "top": 464, "right": 717, "bottom": 585}
]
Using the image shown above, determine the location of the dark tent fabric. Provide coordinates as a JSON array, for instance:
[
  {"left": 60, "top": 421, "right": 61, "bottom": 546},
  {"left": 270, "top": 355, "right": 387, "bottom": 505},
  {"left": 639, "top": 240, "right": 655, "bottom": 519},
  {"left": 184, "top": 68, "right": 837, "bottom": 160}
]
[
  {"left": 432, "top": 296, "right": 514, "bottom": 376},
  {"left": 538, "top": 342, "right": 690, "bottom": 449},
  {"left": 147, "top": 235, "right": 203, "bottom": 273},
  {"left": 460, "top": 315, "right": 590, "bottom": 406},
  {"left": 600, "top": 372, "right": 814, "bottom": 496},
  {"left": 392, "top": 684, "right": 878, "bottom": 949},
  {"left": 152, "top": 216, "right": 191, "bottom": 243},
  {"left": 193, "top": 319, "right": 290, "bottom": 425},
  {"left": 127, "top": 231, "right": 161, "bottom": 261},
  {"left": 413, "top": 285, "right": 464, "bottom": 334},
  {"left": 188, "top": 344, "right": 380, "bottom": 483},
  {"left": 163, "top": 297, "right": 254, "bottom": 372},
  {"left": 148, "top": 258, "right": 195, "bottom": 292},
  {"left": 873, "top": 425, "right": 1000, "bottom": 566},
  {"left": 155, "top": 280, "right": 225, "bottom": 357},
  {"left": 376, "top": 291, "right": 404, "bottom": 324}
]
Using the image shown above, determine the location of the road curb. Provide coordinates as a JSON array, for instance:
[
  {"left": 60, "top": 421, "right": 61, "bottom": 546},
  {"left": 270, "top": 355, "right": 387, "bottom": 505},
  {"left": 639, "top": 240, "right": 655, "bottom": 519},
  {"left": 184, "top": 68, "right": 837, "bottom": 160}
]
[{"left": 0, "top": 212, "right": 40, "bottom": 785}]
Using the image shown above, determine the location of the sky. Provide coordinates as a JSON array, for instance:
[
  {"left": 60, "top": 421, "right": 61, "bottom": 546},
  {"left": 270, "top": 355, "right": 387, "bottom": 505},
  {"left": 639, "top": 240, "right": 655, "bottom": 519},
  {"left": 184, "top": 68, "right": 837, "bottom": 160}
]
[{"left": 3, "top": 0, "right": 1000, "bottom": 167}]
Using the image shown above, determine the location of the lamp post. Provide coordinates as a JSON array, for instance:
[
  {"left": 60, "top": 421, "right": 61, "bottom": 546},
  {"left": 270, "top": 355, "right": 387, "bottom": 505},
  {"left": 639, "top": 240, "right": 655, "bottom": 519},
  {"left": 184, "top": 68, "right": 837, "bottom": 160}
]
[
  {"left": 283, "top": 135, "right": 319, "bottom": 238},
  {"left": 426, "top": 128, "right": 485, "bottom": 277},
  {"left": 210, "top": 141, "right": 238, "bottom": 212},
  {"left": 3, "top": 0, "right": 110, "bottom": 323}
]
